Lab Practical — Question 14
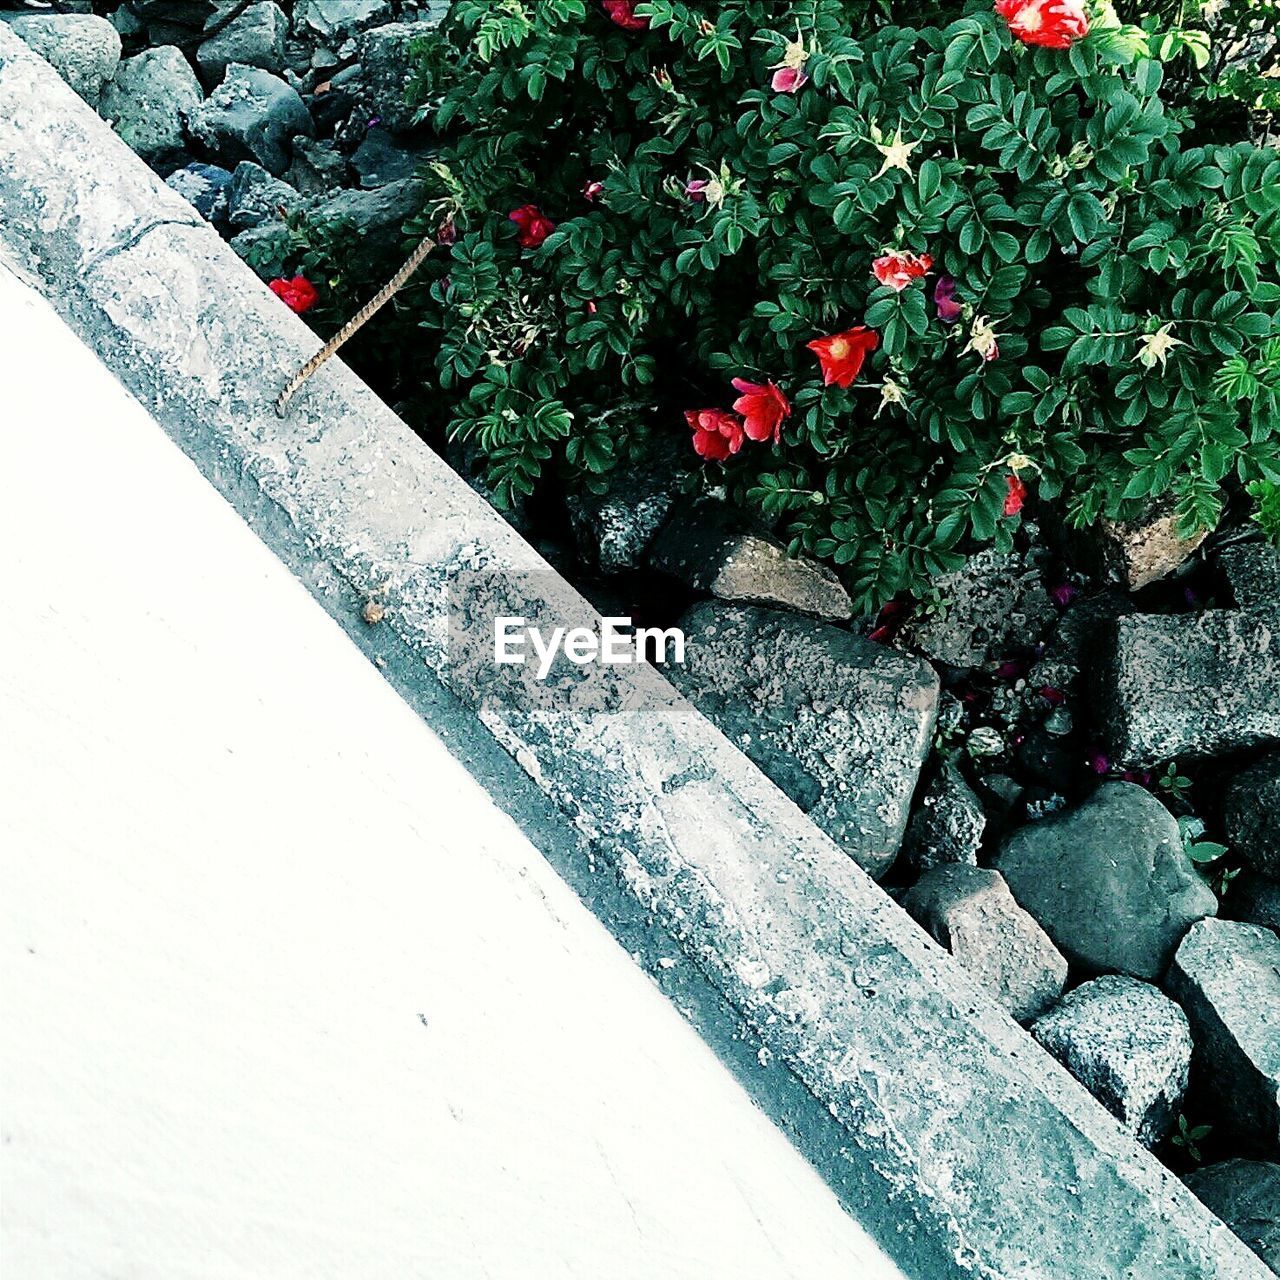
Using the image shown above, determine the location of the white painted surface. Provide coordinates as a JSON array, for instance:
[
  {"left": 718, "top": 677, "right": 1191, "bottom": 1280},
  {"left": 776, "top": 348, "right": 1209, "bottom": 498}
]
[{"left": 0, "top": 263, "right": 905, "bottom": 1279}]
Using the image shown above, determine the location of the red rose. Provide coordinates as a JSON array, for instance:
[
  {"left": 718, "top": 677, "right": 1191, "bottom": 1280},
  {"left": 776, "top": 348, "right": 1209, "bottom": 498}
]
[
  {"left": 602, "top": 0, "right": 648, "bottom": 30},
  {"left": 997, "top": 0, "right": 1089, "bottom": 49},
  {"left": 806, "top": 327, "right": 880, "bottom": 389},
  {"left": 1003, "top": 473, "right": 1028, "bottom": 517},
  {"left": 583, "top": 180, "right": 605, "bottom": 201},
  {"left": 685, "top": 408, "right": 746, "bottom": 462},
  {"left": 268, "top": 275, "right": 319, "bottom": 314},
  {"left": 730, "top": 378, "right": 790, "bottom": 444},
  {"left": 872, "top": 250, "right": 933, "bottom": 293},
  {"left": 508, "top": 204, "right": 556, "bottom": 249}
]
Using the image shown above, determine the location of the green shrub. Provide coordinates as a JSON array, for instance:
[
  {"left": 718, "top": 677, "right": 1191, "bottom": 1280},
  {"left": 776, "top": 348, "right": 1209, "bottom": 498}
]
[{"left": 385, "top": 0, "right": 1280, "bottom": 608}]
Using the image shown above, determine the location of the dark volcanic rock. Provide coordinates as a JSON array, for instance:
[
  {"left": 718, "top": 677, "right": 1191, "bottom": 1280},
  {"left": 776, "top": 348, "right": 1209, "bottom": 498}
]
[
  {"left": 994, "top": 782, "right": 1217, "bottom": 980},
  {"left": 899, "top": 547, "right": 1056, "bottom": 668},
  {"left": 1229, "top": 872, "right": 1280, "bottom": 934},
  {"left": 189, "top": 62, "right": 312, "bottom": 175},
  {"left": 1185, "top": 1160, "right": 1280, "bottom": 1274},
  {"left": 1224, "top": 752, "right": 1280, "bottom": 878},
  {"left": 1218, "top": 541, "right": 1280, "bottom": 609},
  {"left": 900, "top": 759, "right": 986, "bottom": 874},
  {"left": 1096, "top": 608, "right": 1280, "bottom": 767}
]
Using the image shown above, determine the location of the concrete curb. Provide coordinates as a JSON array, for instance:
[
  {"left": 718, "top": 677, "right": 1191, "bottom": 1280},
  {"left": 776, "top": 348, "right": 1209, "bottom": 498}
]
[{"left": 0, "top": 26, "right": 1266, "bottom": 1280}]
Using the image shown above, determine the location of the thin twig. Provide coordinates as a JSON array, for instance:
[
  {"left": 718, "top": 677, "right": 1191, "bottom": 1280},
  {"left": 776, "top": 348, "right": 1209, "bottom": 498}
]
[{"left": 275, "top": 234, "right": 437, "bottom": 416}]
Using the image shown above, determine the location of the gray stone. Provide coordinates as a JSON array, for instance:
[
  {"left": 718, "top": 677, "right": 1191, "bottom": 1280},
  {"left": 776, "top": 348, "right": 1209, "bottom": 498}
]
[
  {"left": 994, "top": 782, "right": 1218, "bottom": 981},
  {"left": 1219, "top": 542, "right": 1280, "bottom": 610},
  {"left": 99, "top": 46, "right": 202, "bottom": 167},
  {"left": 1031, "top": 976, "right": 1191, "bottom": 1147},
  {"left": 351, "top": 128, "right": 429, "bottom": 188},
  {"left": 900, "top": 547, "right": 1057, "bottom": 668},
  {"left": 164, "top": 160, "right": 232, "bottom": 225},
  {"left": 195, "top": 0, "right": 286, "bottom": 79},
  {"left": 190, "top": 63, "right": 312, "bottom": 175},
  {"left": 1167, "top": 919, "right": 1280, "bottom": 1154},
  {"left": 226, "top": 159, "right": 300, "bottom": 230},
  {"left": 357, "top": 20, "right": 435, "bottom": 133},
  {"left": 2, "top": 13, "right": 120, "bottom": 107},
  {"left": 1225, "top": 753, "right": 1280, "bottom": 878},
  {"left": 1230, "top": 872, "right": 1280, "bottom": 934},
  {"left": 900, "top": 760, "right": 985, "bottom": 874},
  {"left": 285, "top": 135, "right": 347, "bottom": 194},
  {"left": 1185, "top": 1160, "right": 1280, "bottom": 1275},
  {"left": 904, "top": 865, "right": 1067, "bottom": 1022},
  {"left": 566, "top": 451, "right": 681, "bottom": 575},
  {"left": 1096, "top": 608, "right": 1280, "bottom": 767},
  {"left": 650, "top": 501, "right": 851, "bottom": 622},
  {"left": 670, "top": 602, "right": 938, "bottom": 877},
  {"left": 295, "top": 0, "right": 393, "bottom": 41}
]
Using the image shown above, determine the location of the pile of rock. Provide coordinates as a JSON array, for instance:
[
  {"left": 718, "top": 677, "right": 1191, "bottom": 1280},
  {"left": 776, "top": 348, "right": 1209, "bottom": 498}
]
[{"left": 1, "top": 0, "right": 446, "bottom": 274}]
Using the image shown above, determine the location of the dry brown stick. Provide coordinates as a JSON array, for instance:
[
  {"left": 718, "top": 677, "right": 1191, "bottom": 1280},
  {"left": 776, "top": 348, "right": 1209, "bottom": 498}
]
[{"left": 275, "top": 234, "right": 437, "bottom": 416}]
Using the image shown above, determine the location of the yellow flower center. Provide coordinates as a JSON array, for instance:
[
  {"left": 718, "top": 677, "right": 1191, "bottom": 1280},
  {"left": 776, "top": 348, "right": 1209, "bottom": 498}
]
[{"left": 829, "top": 338, "right": 850, "bottom": 359}]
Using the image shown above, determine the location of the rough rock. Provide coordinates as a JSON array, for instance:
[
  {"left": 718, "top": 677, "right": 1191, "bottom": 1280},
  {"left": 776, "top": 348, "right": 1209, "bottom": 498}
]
[
  {"left": 295, "top": 0, "right": 394, "bottom": 42},
  {"left": 99, "top": 45, "right": 202, "bottom": 167},
  {"left": 164, "top": 160, "right": 232, "bottom": 226},
  {"left": 1224, "top": 753, "right": 1280, "bottom": 878},
  {"left": 650, "top": 501, "right": 851, "bottom": 621},
  {"left": 1166, "top": 918, "right": 1280, "bottom": 1154},
  {"left": 1031, "top": 976, "right": 1191, "bottom": 1147},
  {"left": 285, "top": 135, "right": 347, "bottom": 194},
  {"left": 900, "top": 759, "right": 986, "bottom": 874},
  {"left": 126, "top": 0, "right": 215, "bottom": 45},
  {"left": 225, "top": 159, "right": 300, "bottom": 230},
  {"left": 670, "top": 602, "right": 938, "bottom": 877},
  {"left": 994, "top": 782, "right": 1217, "bottom": 980},
  {"left": 1028, "top": 589, "right": 1135, "bottom": 698},
  {"left": 903, "top": 865, "right": 1067, "bottom": 1022},
  {"left": 357, "top": 20, "right": 433, "bottom": 133},
  {"left": 195, "top": 0, "right": 286, "bottom": 79},
  {"left": 1080, "top": 499, "right": 1211, "bottom": 592},
  {"left": 351, "top": 128, "right": 429, "bottom": 188},
  {"left": 1096, "top": 607, "right": 1280, "bottom": 766},
  {"left": 1218, "top": 541, "right": 1280, "bottom": 609},
  {"left": 189, "top": 62, "right": 312, "bottom": 175},
  {"left": 1185, "top": 1160, "right": 1280, "bottom": 1274},
  {"left": 1230, "top": 872, "right": 1280, "bottom": 934},
  {"left": 899, "top": 547, "right": 1056, "bottom": 668},
  {"left": 2, "top": 12, "right": 121, "bottom": 107},
  {"left": 566, "top": 450, "right": 681, "bottom": 575}
]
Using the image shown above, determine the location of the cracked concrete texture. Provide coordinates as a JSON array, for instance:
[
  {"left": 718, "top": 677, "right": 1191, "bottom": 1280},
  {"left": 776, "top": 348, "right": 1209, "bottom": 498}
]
[{"left": 0, "top": 25, "right": 1269, "bottom": 1280}]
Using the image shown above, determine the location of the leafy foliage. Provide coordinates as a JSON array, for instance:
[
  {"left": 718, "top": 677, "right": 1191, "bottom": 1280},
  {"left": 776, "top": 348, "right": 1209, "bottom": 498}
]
[{"left": 354, "top": 0, "right": 1280, "bottom": 608}]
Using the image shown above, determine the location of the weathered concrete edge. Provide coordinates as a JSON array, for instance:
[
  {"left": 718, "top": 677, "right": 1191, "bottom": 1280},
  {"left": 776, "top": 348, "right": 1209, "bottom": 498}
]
[{"left": 0, "top": 28, "right": 1264, "bottom": 1280}]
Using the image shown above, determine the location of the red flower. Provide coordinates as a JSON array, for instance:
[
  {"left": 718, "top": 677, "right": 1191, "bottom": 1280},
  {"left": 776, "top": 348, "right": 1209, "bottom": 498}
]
[
  {"left": 583, "top": 180, "right": 605, "bottom": 201},
  {"left": 436, "top": 216, "right": 458, "bottom": 246},
  {"left": 602, "top": 0, "right": 648, "bottom": 30},
  {"left": 1003, "top": 473, "right": 1028, "bottom": 517},
  {"left": 268, "top": 275, "right": 318, "bottom": 314},
  {"left": 771, "top": 65, "right": 809, "bottom": 93},
  {"left": 872, "top": 251, "right": 933, "bottom": 293},
  {"left": 508, "top": 204, "right": 556, "bottom": 249},
  {"left": 807, "top": 327, "right": 879, "bottom": 389},
  {"left": 686, "top": 408, "right": 746, "bottom": 462},
  {"left": 731, "top": 378, "right": 790, "bottom": 444},
  {"left": 996, "top": 0, "right": 1089, "bottom": 49}
]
